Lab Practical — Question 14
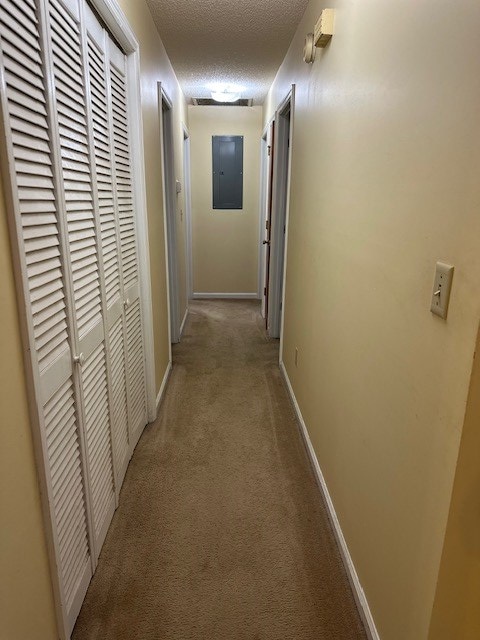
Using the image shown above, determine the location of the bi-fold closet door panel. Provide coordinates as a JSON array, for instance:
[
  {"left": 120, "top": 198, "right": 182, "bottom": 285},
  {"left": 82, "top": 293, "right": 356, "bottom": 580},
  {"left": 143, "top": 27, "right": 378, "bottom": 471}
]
[
  {"left": 83, "top": 3, "right": 131, "bottom": 492},
  {"left": 0, "top": 0, "right": 147, "bottom": 635},
  {"left": 0, "top": 0, "right": 93, "bottom": 627},
  {"left": 108, "top": 39, "right": 147, "bottom": 449},
  {"left": 45, "top": 0, "right": 116, "bottom": 558}
]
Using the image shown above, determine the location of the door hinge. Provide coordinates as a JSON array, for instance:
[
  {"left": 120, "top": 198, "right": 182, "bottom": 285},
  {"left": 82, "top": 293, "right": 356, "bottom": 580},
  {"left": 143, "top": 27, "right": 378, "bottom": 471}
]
[
  {"left": 264, "top": 287, "right": 267, "bottom": 296},
  {"left": 266, "top": 220, "right": 269, "bottom": 230},
  {"left": 267, "top": 145, "right": 271, "bottom": 156}
]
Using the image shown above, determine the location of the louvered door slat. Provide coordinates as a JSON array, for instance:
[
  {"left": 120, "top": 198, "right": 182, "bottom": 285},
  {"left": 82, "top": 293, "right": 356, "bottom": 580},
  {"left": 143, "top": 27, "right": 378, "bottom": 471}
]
[
  {"left": 87, "top": 35, "right": 120, "bottom": 310},
  {"left": 125, "top": 300, "right": 146, "bottom": 433},
  {"left": 44, "top": 377, "right": 90, "bottom": 610},
  {"left": 49, "top": 0, "right": 102, "bottom": 340},
  {"left": 0, "top": 5, "right": 71, "bottom": 374},
  {"left": 109, "top": 60, "right": 138, "bottom": 292}
]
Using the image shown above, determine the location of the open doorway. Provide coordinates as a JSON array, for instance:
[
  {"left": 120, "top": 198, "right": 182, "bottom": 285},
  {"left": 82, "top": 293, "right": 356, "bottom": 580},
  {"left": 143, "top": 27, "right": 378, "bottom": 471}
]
[
  {"left": 265, "top": 87, "right": 294, "bottom": 339},
  {"left": 158, "top": 83, "right": 180, "bottom": 343}
]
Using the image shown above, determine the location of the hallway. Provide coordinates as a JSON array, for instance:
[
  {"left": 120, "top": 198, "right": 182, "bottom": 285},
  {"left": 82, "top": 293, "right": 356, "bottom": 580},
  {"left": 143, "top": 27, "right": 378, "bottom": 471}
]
[{"left": 72, "top": 300, "right": 366, "bottom": 639}]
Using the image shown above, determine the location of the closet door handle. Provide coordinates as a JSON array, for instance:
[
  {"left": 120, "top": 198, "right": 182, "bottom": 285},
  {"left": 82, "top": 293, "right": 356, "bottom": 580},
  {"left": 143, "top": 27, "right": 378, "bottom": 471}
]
[
  {"left": 73, "top": 353, "right": 84, "bottom": 367},
  {"left": 124, "top": 298, "right": 130, "bottom": 309}
]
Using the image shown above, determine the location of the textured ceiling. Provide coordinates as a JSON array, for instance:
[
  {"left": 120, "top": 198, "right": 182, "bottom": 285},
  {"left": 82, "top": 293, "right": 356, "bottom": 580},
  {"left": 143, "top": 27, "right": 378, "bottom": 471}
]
[{"left": 145, "top": 0, "right": 309, "bottom": 104}]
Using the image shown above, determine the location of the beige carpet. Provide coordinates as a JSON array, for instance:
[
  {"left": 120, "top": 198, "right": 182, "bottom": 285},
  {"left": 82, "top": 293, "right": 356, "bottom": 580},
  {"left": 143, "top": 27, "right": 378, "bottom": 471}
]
[{"left": 73, "top": 300, "right": 367, "bottom": 640}]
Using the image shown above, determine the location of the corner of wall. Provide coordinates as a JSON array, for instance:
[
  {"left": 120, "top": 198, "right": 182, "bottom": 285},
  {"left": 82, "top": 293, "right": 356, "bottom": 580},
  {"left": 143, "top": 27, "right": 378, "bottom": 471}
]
[{"left": 428, "top": 323, "right": 480, "bottom": 640}]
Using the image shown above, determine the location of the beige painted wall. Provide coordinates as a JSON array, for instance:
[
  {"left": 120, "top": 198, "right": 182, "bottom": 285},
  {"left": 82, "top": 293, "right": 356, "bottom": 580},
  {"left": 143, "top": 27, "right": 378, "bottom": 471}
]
[
  {"left": 265, "top": 1, "right": 480, "bottom": 638},
  {"left": 0, "top": 1, "right": 187, "bottom": 637},
  {"left": 189, "top": 106, "right": 262, "bottom": 294},
  {"left": 428, "top": 324, "right": 480, "bottom": 640}
]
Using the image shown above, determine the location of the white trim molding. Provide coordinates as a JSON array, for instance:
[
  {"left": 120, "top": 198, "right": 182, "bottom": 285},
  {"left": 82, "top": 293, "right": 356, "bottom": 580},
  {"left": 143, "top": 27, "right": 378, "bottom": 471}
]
[
  {"left": 192, "top": 292, "right": 260, "bottom": 299},
  {"left": 179, "top": 308, "right": 189, "bottom": 337},
  {"left": 155, "top": 361, "right": 172, "bottom": 416},
  {"left": 280, "top": 361, "right": 380, "bottom": 640},
  {"left": 268, "top": 85, "right": 295, "bottom": 340},
  {"left": 182, "top": 125, "right": 193, "bottom": 301},
  {"left": 158, "top": 83, "right": 180, "bottom": 347}
]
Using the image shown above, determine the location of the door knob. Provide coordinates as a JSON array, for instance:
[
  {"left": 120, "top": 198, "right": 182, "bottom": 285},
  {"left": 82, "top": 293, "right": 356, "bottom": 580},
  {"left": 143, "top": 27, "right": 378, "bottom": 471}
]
[
  {"left": 124, "top": 298, "right": 130, "bottom": 309},
  {"left": 263, "top": 240, "right": 270, "bottom": 245},
  {"left": 73, "top": 353, "right": 84, "bottom": 366}
]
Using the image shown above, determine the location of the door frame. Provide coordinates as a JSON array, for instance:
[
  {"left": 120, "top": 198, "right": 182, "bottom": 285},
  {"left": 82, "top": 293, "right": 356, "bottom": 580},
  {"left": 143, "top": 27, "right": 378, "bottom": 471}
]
[
  {"left": 158, "top": 84, "right": 180, "bottom": 346},
  {"left": 183, "top": 125, "right": 193, "bottom": 303},
  {"left": 258, "top": 125, "right": 268, "bottom": 316},
  {"left": 261, "top": 118, "right": 275, "bottom": 324},
  {"left": 267, "top": 85, "right": 295, "bottom": 341},
  {"left": 0, "top": 1, "right": 156, "bottom": 637}
]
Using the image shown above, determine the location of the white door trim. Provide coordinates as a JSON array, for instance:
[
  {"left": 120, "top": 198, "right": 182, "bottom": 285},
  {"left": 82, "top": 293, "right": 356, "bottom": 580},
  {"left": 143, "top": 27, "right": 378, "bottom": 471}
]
[
  {"left": 278, "top": 85, "right": 295, "bottom": 359},
  {"left": 268, "top": 85, "right": 295, "bottom": 341},
  {"left": 158, "top": 83, "right": 180, "bottom": 346},
  {"left": 183, "top": 124, "right": 193, "bottom": 301},
  {"left": 258, "top": 132, "right": 268, "bottom": 311}
]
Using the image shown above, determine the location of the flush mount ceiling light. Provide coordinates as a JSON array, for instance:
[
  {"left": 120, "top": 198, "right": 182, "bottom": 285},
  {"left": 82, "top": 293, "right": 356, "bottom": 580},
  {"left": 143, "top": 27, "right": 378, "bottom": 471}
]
[{"left": 211, "top": 86, "right": 241, "bottom": 103}]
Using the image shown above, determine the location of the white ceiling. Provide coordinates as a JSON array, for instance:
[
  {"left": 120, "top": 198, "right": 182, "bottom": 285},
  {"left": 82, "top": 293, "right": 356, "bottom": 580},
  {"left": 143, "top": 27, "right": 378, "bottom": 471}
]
[{"left": 145, "top": 0, "right": 309, "bottom": 105}]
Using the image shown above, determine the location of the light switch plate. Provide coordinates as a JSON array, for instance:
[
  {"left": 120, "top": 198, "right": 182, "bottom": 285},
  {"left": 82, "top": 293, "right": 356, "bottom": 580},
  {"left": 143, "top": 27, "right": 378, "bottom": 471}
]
[{"left": 430, "top": 262, "right": 454, "bottom": 319}]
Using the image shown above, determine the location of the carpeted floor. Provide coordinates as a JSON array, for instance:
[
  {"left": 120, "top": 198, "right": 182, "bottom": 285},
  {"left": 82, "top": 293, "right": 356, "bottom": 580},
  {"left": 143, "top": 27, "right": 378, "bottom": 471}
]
[{"left": 72, "top": 300, "right": 367, "bottom": 640}]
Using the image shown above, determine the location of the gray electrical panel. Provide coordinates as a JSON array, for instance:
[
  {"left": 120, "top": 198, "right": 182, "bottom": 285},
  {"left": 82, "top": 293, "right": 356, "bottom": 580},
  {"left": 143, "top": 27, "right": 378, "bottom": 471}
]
[{"left": 212, "top": 135, "right": 243, "bottom": 209}]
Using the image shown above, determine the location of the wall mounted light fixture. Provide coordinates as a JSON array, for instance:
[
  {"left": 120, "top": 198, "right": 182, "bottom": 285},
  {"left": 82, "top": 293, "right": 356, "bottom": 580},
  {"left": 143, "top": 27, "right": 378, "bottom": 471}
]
[
  {"left": 303, "top": 9, "right": 335, "bottom": 64},
  {"left": 314, "top": 9, "right": 335, "bottom": 48}
]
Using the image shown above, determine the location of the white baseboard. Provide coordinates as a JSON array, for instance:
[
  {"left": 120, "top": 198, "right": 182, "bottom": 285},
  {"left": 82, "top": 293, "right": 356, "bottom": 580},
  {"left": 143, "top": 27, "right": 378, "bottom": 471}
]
[
  {"left": 280, "top": 361, "right": 380, "bottom": 640},
  {"left": 155, "top": 361, "right": 172, "bottom": 417},
  {"left": 192, "top": 292, "right": 260, "bottom": 299},
  {"left": 179, "top": 308, "right": 188, "bottom": 337}
]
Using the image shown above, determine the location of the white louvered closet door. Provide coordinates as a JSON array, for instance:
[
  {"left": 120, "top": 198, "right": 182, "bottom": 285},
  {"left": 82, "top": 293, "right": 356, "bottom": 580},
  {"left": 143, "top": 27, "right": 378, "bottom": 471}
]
[
  {"left": 45, "top": 0, "right": 116, "bottom": 558},
  {"left": 0, "top": 0, "right": 149, "bottom": 635},
  {"left": 0, "top": 0, "right": 92, "bottom": 632},
  {"left": 84, "top": 5, "right": 130, "bottom": 487},
  {"left": 107, "top": 38, "right": 147, "bottom": 451}
]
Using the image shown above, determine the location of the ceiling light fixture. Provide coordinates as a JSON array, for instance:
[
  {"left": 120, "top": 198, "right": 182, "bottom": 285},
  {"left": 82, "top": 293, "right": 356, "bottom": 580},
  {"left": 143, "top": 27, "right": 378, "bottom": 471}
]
[{"left": 211, "top": 88, "right": 241, "bottom": 103}]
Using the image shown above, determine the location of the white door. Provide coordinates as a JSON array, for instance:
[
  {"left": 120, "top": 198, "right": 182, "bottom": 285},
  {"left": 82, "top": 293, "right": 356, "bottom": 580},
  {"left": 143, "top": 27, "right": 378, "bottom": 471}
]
[
  {"left": 85, "top": 4, "right": 130, "bottom": 491},
  {"left": 0, "top": 0, "right": 94, "bottom": 631},
  {"left": 46, "top": 0, "right": 116, "bottom": 560},
  {"left": 108, "top": 37, "right": 147, "bottom": 451}
]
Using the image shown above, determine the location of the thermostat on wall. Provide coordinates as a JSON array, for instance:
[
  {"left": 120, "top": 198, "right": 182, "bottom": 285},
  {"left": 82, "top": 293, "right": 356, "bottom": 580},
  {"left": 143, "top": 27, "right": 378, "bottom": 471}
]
[{"left": 314, "top": 9, "right": 335, "bottom": 48}]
